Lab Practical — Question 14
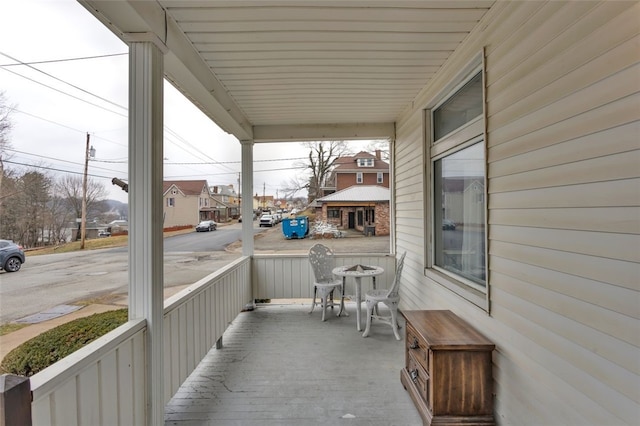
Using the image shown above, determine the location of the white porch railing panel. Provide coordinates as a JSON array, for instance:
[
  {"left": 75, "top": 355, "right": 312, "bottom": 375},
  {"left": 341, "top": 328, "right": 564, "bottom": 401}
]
[
  {"left": 30, "top": 319, "right": 147, "bottom": 426},
  {"left": 28, "top": 256, "right": 251, "bottom": 425},
  {"left": 252, "top": 253, "right": 397, "bottom": 300},
  {"left": 163, "top": 256, "right": 251, "bottom": 402}
]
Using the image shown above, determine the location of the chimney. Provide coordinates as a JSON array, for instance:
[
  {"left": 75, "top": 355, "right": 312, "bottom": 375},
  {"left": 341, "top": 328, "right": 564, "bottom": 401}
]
[
  {"left": 375, "top": 149, "right": 381, "bottom": 160},
  {"left": 213, "top": 186, "right": 218, "bottom": 194}
]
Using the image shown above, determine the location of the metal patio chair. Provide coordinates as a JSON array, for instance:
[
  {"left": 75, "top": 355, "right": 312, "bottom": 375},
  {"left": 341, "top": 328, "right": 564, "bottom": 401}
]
[
  {"left": 362, "top": 252, "right": 406, "bottom": 340},
  {"left": 308, "top": 243, "right": 343, "bottom": 321}
]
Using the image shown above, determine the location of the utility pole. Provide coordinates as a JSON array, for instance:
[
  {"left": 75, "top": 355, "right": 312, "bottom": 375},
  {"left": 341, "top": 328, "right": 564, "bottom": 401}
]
[
  {"left": 80, "top": 133, "right": 95, "bottom": 249},
  {"left": 262, "top": 182, "right": 266, "bottom": 209}
]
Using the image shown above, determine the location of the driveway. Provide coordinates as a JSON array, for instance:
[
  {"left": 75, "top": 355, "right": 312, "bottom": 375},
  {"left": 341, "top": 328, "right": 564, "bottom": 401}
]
[{"left": 231, "top": 223, "right": 391, "bottom": 254}]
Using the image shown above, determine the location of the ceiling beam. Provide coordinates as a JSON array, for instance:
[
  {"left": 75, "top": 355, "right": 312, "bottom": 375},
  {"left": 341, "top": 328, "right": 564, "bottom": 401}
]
[{"left": 252, "top": 123, "right": 395, "bottom": 143}]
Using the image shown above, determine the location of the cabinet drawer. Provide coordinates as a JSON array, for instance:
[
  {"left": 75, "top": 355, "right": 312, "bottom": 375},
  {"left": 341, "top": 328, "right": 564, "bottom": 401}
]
[
  {"left": 407, "top": 352, "right": 430, "bottom": 402},
  {"left": 406, "top": 323, "right": 429, "bottom": 372}
]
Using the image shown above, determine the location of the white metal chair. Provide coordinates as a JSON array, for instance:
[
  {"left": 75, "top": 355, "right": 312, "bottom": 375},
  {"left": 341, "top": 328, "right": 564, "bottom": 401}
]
[
  {"left": 308, "top": 243, "right": 343, "bottom": 321},
  {"left": 362, "top": 252, "right": 406, "bottom": 340}
]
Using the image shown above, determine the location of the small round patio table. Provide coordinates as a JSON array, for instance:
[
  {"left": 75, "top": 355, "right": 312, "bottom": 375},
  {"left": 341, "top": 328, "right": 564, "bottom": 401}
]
[{"left": 332, "top": 264, "right": 384, "bottom": 331}]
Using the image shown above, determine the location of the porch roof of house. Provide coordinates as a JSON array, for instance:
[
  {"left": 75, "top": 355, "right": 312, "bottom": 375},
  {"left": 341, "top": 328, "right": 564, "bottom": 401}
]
[
  {"left": 317, "top": 185, "right": 389, "bottom": 203},
  {"left": 80, "top": 1, "right": 495, "bottom": 143}
]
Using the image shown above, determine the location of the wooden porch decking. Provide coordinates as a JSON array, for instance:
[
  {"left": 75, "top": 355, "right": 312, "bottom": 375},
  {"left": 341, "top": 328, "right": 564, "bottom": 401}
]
[{"left": 165, "top": 302, "right": 422, "bottom": 426}]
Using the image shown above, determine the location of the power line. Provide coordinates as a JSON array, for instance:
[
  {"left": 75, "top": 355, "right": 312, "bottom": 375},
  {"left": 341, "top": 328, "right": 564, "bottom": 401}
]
[
  {"left": 10, "top": 108, "right": 127, "bottom": 148},
  {"left": 2, "top": 53, "right": 239, "bottom": 173},
  {"left": 1, "top": 67, "right": 128, "bottom": 117},
  {"left": 1, "top": 53, "right": 310, "bottom": 182},
  {"left": 0, "top": 52, "right": 127, "bottom": 67},
  {"left": 164, "top": 126, "right": 237, "bottom": 175},
  {"left": 2, "top": 159, "right": 117, "bottom": 180},
  {"left": 165, "top": 164, "right": 308, "bottom": 179},
  {"left": 0, "top": 51, "right": 128, "bottom": 111}
]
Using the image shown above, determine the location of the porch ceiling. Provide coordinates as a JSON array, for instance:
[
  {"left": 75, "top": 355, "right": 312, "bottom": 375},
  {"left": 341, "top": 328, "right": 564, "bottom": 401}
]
[{"left": 80, "top": 0, "right": 494, "bottom": 142}]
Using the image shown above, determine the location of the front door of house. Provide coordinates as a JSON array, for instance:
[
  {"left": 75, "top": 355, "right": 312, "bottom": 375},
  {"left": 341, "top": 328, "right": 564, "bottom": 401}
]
[{"left": 348, "top": 212, "right": 355, "bottom": 229}]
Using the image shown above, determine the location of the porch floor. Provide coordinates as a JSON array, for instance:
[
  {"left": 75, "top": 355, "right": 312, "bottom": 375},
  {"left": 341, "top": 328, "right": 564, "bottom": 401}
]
[{"left": 165, "top": 302, "right": 422, "bottom": 425}]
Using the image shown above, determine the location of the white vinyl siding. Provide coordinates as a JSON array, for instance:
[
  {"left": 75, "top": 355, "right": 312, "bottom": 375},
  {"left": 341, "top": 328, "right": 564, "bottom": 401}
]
[{"left": 394, "top": 1, "right": 639, "bottom": 425}]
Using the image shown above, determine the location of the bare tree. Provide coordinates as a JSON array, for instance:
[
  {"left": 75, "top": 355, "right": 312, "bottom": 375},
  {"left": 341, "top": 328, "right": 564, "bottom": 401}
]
[
  {"left": 365, "top": 140, "right": 390, "bottom": 161},
  {"left": 0, "top": 91, "right": 15, "bottom": 219},
  {"left": 19, "top": 171, "right": 52, "bottom": 247},
  {"left": 280, "top": 174, "right": 307, "bottom": 200},
  {"left": 45, "top": 194, "right": 74, "bottom": 244},
  {"left": 298, "top": 141, "right": 349, "bottom": 202},
  {"left": 57, "top": 174, "right": 108, "bottom": 220},
  {"left": 0, "top": 91, "right": 13, "bottom": 157},
  {"left": 0, "top": 168, "right": 19, "bottom": 240}
]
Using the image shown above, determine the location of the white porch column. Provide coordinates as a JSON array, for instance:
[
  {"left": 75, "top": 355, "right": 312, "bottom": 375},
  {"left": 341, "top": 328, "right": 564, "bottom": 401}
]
[
  {"left": 127, "top": 36, "right": 165, "bottom": 426},
  {"left": 240, "top": 139, "right": 254, "bottom": 256}
]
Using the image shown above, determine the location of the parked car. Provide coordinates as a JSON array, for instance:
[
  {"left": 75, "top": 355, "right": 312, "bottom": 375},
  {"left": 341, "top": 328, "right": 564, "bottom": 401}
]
[
  {"left": 195, "top": 220, "right": 217, "bottom": 232},
  {"left": 259, "top": 214, "right": 275, "bottom": 227},
  {"left": 98, "top": 230, "right": 111, "bottom": 237},
  {"left": 442, "top": 219, "right": 456, "bottom": 230},
  {"left": 0, "top": 239, "right": 25, "bottom": 273}
]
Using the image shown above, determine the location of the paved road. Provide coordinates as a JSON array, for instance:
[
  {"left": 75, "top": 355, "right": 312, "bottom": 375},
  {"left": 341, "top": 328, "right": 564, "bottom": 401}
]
[
  {"left": 0, "top": 222, "right": 390, "bottom": 324},
  {"left": 0, "top": 223, "right": 265, "bottom": 324}
]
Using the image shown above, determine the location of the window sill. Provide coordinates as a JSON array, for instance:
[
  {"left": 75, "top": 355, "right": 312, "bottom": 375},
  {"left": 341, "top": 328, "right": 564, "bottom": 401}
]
[{"left": 424, "top": 267, "right": 489, "bottom": 312}]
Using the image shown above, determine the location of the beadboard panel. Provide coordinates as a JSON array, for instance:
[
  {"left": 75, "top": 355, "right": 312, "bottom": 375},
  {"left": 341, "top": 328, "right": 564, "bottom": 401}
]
[
  {"left": 31, "top": 320, "right": 147, "bottom": 426},
  {"left": 163, "top": 257, "right": 252, "bottom": 403},
  {"left": 394, "top": 1, "right": 639, "bottom": 424},
  {"left": 252, "top": 254, "right": 397, "bottom": 300}
]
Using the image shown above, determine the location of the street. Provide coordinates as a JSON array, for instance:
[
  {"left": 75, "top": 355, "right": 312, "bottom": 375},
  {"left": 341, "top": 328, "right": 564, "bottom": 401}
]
[
  {"left": 0, "top": 222, "right": 391, "bottom": 324},
  {"left": 0, "top": 224, "right": 262, "bottom": 324}
]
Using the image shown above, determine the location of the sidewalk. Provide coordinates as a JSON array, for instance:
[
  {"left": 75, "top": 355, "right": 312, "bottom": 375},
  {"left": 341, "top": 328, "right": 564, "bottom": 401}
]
[
  {"left": 0, "top": 304, "right": 123, "bottom": 362},
  {"left": 0, "top": 285, "right": 189, "bottom": 364}
]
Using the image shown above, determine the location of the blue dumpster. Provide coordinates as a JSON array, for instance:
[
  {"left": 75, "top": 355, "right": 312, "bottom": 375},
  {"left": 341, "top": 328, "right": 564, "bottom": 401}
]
[{"left": 282, "top": 216, "right": 309, "bottom": 239}]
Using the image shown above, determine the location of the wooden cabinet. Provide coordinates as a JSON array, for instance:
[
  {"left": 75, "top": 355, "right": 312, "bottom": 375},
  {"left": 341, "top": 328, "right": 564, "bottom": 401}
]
[{"left": 400, "top": 310, "right": 495, "bottom": 426}]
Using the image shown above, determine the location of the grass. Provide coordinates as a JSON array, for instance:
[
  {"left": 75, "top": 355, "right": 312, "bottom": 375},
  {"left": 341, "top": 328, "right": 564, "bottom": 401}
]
[
  {"left": 27, "top": 235, "right": 129, "bottom": 256},
  {"left": 26, "top": 227, "right": 196, "bottom": 257},
  {"left": 0, "top": 323, "right": 29, "bottom": 336},
  {"left": 0, "top": 309, "right": 128, "bottom": 376}
]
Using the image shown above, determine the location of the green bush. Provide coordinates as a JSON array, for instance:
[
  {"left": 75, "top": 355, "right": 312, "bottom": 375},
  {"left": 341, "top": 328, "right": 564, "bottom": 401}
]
[{"left": 1, "top": 309, "right": 128, "bottom": 377}]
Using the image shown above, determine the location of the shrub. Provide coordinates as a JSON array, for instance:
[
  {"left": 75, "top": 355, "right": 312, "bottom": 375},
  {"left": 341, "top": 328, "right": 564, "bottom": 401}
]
[{"left": 1, "top": 309, "right": 128, "bottom": 377}]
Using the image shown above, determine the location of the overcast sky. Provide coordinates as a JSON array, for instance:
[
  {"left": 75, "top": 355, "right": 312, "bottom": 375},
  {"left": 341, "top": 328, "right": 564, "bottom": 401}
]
[{"left": 0, "top": 0, "right": 380, "bottom": 204}]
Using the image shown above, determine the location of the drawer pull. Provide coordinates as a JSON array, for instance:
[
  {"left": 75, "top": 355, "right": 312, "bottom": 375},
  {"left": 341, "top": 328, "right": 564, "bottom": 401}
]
[
  {"left": 410, "top": 369, "right": 419, "bottom": 383},
  {"left": 409, "top": 338, "right": 419, "bottom": 349}
]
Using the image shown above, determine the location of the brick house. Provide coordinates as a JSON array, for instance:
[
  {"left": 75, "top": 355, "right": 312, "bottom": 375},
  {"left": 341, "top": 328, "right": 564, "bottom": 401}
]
[
  {"left": 316, "top": 185, "right": 390, "bottom": 236},
  {"left": 315, "top": 151, "right": 390, "bottom": 235},
  {"left": 321, "top": 150, "right": 389, "bottom": 196}
]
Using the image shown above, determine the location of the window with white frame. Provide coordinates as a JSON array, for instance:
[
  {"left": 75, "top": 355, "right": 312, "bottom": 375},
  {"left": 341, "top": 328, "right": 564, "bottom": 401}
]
[
  {"left": 428, "top": 63, "right": 487, "bottom": 295},
  {"left": 356, "top": 172, "right": 363, "bottom": 183},
  {"left": 167, "top": 197, "right": 175, "bottom": 207},
  {"left": 357, "top": 158, "right": 374, "bottom": 167},
  {"left": 377, "top": 172, "right": 384, "bottom": 184}
]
